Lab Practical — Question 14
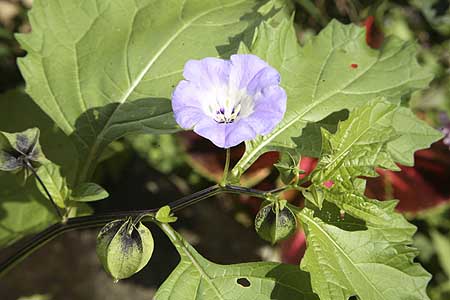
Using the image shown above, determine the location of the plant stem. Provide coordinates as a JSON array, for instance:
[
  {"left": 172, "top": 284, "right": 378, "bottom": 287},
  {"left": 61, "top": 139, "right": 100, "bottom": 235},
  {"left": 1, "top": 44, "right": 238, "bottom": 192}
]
[
  {"left": 268, "top": 177, "right": 309, "bottom": 194},
  {"left": 223, "top": 184, "right": 269, "bottom": 199},
  {"left": 220, "top": 148, "right": 231, "bottom": 186},
  {"left": 0, "top": 183, "right": 301, "bottom": 277},
  {"left": 24, "top": 160, "right": 63, "bottom": 221},
  {"left": 156, "top": 222, "right": 180, "bottom": 246}
]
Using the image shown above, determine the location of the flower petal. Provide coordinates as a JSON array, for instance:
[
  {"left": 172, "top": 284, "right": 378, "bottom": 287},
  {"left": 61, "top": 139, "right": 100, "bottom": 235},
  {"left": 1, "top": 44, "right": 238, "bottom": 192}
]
[
  {"left": 183, "top": 58, "right": 230, "bottom": 89},
  {"left": 246, "top": 66, "right": 281, "bottom": 95},
  {"left": 193, "top": 118, "right": 259, "bottom": 149},
  {"left": 172, "top": 80, "right": 208, "bottom": 129},
  {"left": 224, "top": 120, "right": 257, "bottom": 148},
  {"left": 174, "top": 106, "right": 206, "bottom": 129},
  {"left": 246, "top": 85, "right": 287, "bottom": 135},
  {"left": 172, "top": 80, "right": 201, "bottom": 111},
  {"left": 193, "top": 118, "right": 226, "bottom": 148},
  {"left": 229, "top": 54, "right": 270, "bottom": 90}
]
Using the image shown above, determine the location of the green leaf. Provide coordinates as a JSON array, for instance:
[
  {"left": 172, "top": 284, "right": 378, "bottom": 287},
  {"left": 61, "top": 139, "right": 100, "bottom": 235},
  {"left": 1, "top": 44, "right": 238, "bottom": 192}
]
[
  {"left": 431, "top": 230, "right": 450, "bottom": 279},
  {"left": 36, "top": 163, "right": 70, "bottom": 208},
  {"left": 312, "top": 99, "right": 400, "bottom": 185},
  {"left": 300, "top": 208, "right": 431, "bottom": 300},
  {"left": 17, "top": 0, "right": 268, "bottom": 182},
  {"left": 232, "top": 17, "right": 433, "bottom": 178},
  {"left": 0, "top": 172, "right": 58, "bottom": 247},
  {"left": 302, "top": 185, "right": 325, "bottom": 209},
  {"left": 155, "top": 224, "right": 318, "bottom": 300},
  {"left": 307, "top": 199, "right": 366, "bottom": 232},
  {"left": 322, "top": 185, "right": 416, "bottom": 242},
  {"left": 274, "top": 151, "right": 300, "bottom": 184},
  {"left": 71, "top": 182, "right": 109, "bottom": 202},
  {"left": 155, "top": 205, "right": 177, "bottom": 223},
  {"left": 386, "top": 106, "right": 443, "bottom": 166},
  {"left": 292, "top": 110, "right": 349, "bottom": 158},
  {"left": 0, "top": 89, "right": 78, "bottom": 247},
  {"left": 312, "top": 99, "right": 442, "bottom": 186}
]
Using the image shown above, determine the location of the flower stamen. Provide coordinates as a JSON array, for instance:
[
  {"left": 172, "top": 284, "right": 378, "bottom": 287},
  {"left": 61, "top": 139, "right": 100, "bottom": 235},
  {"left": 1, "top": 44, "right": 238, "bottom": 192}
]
[{"left": 214, "top": 104, "right": 241, "bottom": 124}]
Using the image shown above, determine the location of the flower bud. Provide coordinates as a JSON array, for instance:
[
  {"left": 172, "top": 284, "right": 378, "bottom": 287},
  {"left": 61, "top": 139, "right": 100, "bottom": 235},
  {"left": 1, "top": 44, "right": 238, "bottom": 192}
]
[
  {"left": 254, "top": 202, "right": 297, "bottom": 244},
  {"left": 96, "top": 218, "right": 154, "bottom": 281}
]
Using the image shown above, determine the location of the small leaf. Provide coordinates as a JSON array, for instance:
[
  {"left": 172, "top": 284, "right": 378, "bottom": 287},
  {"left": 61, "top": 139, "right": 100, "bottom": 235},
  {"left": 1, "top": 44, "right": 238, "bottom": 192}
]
[
  {"left": 254, "top": 202, "right": 297, "bottom": 244},
  {"left": 387, "top": 106, "right": 443, "bottom": 166},
  {"left": 36, "top": 163, "right": 70, "bottom": 208},
  {"left": 96, "top": 219, "right": 154, "bottom": 280},
  {"left": 303, "top": 186, "right": 325, "bottom": 209},
  {"left": 71, "top": 182, "right": 109, "bottom": 202},
  {"left": 155, "top": 206, "right": 177, "bottom": 223},
  {"left": 274, "top": 151, "right": 300, "bottom": 184}
]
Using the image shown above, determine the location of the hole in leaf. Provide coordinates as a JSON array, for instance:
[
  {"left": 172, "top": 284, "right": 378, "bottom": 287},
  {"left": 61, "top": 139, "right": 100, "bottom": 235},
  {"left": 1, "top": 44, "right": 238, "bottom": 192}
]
[{"left": 237, "top": 277, "right": 251, "bottom": 287}]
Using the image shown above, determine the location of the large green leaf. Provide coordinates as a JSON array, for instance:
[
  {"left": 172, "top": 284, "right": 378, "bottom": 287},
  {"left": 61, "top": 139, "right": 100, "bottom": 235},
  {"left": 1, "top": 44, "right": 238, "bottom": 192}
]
[
  {"left": 17, "top": 0, "right": 268, "bottom": 182},
  {"left": 232, "top": 17, "right": 433, "bottom": 178},
  {"left": 300, "top": 207, "right": 431, "bottom": 300},
  {"left": 155, "top": 225, "right": 318, "bottom": 300}
]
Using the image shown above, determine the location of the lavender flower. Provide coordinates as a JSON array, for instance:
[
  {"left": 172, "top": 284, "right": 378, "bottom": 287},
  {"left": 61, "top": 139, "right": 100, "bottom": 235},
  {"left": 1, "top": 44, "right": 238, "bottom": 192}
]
[{"left": 172, "top": 54, "right": 287, "bottom": 148}]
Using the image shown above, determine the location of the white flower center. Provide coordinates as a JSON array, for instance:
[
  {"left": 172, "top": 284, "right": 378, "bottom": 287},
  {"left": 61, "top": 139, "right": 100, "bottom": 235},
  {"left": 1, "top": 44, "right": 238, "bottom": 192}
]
[{"left": 202, "top": 85, "right": 254, "bottom": 124}]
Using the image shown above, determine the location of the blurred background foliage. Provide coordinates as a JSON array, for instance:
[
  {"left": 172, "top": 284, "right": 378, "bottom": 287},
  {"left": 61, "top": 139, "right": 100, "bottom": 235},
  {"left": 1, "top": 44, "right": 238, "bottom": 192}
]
[{"left": 0, "top": 0, "right": 450, "bottom": 299}]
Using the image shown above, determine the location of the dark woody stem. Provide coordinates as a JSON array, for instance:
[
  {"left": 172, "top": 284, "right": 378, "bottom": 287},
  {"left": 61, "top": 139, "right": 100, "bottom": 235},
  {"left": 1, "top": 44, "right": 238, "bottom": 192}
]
[
  {"left": 0, "top": 183, "right": 299, "bottom": 277},
  {"left": 24, "top": 159, "right": 64, "bottom": 221}
]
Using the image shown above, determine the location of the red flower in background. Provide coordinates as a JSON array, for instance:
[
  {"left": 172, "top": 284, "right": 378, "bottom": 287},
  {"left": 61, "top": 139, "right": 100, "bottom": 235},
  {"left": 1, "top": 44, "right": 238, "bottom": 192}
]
[
  {"left": 365, "top": 16, "right": 384, "bottom": 49},
  {"left": 366, "top": 142, "right": 450, "bottom": 213}
]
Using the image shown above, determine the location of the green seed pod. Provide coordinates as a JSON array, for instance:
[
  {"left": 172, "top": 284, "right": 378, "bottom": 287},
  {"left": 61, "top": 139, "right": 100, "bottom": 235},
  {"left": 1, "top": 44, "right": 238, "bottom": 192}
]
[
  {"left": 254, "top": 202, "right": 297, "bottom": 244},
  {"left": 96, "top": 218, "right": 154, "bottom": 281}
]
